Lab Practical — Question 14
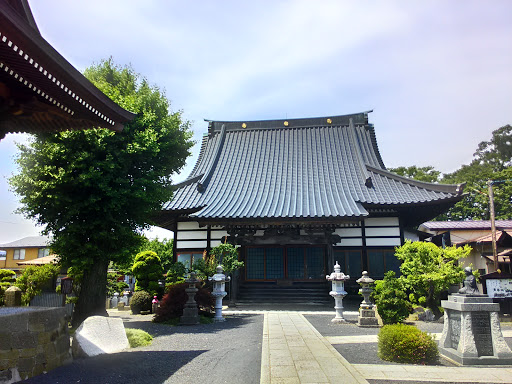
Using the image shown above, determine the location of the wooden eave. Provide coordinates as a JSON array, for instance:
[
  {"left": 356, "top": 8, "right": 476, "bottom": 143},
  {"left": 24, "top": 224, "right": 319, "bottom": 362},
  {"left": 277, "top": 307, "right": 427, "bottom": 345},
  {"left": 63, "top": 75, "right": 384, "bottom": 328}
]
[{"left": 0, "top": 1, "right": 135, "bottom": 138}]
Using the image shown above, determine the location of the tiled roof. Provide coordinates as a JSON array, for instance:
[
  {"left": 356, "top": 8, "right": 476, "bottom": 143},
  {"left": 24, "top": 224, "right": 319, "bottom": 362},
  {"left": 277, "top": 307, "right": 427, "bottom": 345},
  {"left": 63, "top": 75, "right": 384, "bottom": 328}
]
[
  {"left": 422, "top": 220, "right": 512, "bottom": 231},
  {"left": 163, "top": 112, "right": 463, "bottom": 221},
  {"left": 0, "top": 236, "right": 50, "bottom": 248}
]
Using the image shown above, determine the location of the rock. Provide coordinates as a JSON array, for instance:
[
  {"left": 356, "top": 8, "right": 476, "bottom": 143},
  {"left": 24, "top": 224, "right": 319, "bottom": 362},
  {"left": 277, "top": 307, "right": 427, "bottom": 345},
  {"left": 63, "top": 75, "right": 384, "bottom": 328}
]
[
  {"left": 424, "top": 309, "right": 435, "bottom": 322},
  {"left": 72, "top": 316, "right": 129, "bottom": 358}
]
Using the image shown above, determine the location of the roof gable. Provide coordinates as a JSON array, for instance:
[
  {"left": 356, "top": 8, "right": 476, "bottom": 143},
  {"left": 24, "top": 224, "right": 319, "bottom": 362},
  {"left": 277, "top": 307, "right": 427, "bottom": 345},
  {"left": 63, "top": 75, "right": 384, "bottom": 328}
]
[
  {"left": 0, "top": 235, "right": 50, "bottom": 248},
  {"left": 162, "top": 112, "right": 464, "bottom": 223}
]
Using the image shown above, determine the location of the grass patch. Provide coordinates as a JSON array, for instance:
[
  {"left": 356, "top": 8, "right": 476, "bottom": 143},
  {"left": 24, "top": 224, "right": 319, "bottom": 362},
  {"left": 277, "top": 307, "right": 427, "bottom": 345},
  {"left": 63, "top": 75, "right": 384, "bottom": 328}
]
[
  {"left": 125, "top": 328, "right": 153, "bottom": 348},
  {"left": 200, "top": 315, "right": 214, "bottom": 324}
]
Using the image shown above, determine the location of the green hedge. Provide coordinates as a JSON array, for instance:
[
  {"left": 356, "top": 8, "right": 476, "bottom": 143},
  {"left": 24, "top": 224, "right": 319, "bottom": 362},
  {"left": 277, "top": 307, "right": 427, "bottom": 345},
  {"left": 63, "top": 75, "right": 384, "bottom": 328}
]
[{"left": 378, "top": 324, "right": 438, "bottom": 364}]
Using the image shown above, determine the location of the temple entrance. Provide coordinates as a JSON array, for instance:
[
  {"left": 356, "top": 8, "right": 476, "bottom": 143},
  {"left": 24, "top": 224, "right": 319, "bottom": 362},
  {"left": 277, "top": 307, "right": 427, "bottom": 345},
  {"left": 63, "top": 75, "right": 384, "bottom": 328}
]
[{"left": 244, "top": 245, "right": 326, "bottom": 281}]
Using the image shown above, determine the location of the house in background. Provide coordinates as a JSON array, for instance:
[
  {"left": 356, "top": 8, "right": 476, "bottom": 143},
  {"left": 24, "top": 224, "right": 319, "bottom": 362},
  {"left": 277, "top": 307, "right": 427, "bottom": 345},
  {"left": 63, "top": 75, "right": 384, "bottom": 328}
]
[
  {"left": 156, "top": 111, "right": 464, "bottom": 302},
  {"left": 0, "top": 235, "right": 52, "bottom": 276},
  {"left": 419, "top": 220, "right": 512, "bottom": 276}
]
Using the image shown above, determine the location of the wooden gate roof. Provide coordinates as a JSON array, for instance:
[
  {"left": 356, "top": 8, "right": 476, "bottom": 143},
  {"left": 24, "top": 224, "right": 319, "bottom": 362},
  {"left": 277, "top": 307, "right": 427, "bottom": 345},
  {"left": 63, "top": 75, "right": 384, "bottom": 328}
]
[{"left": 0, "top": 0, "right": 135, "bottom": 139}]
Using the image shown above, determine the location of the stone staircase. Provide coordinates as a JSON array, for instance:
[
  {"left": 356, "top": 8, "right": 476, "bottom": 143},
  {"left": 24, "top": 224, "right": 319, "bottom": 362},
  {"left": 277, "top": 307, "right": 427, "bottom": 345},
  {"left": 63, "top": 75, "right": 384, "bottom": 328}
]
[{"left": 236, "top": 281, "right": 331, "bottom": 305}]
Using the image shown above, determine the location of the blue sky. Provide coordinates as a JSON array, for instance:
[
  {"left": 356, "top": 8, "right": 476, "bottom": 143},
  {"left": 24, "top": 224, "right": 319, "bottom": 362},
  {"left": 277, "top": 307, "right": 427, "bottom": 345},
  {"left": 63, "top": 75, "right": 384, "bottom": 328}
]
[{"left": 0, "top": 0, "right": 511, "bottom": 243}]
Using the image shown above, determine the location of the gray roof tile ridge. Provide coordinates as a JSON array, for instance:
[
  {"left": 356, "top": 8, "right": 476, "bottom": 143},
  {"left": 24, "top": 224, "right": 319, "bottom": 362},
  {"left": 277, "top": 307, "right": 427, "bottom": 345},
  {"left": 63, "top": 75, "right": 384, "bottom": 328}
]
[
  {"left": 0, "top": 235, "right": 50, "bottom": 248},
  {"left": 348, "top": 118, "right": 373, "bottom": 188},
  {"left": 205, "top": 111, "right": 372, "bottom": 132},
  {"left": 367, "top": 165, "right": 465, "bottom": 195},
  {"left": 197, "top": 124, "right": 227, "bottom": 192}
]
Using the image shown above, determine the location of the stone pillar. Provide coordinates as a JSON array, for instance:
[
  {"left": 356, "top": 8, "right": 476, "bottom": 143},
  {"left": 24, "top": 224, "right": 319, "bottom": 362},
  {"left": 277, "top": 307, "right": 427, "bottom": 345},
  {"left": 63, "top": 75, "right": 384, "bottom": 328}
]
[
  {"left": 356, "top": 271, "right": 379, "bottom": 327},
  {"left": 111, "top": 292, "right": 119, "bottom": 308},
  {"left": 439, "top": 294, "right": 512, "bottom": 365},
  {"left": 326, "top": 262, "right": 350, "bottom": 323},
  {"left": 180, "top": 272, "right": 200, "bottom": 325},
  {"left": 5, "top": 286, "right": 22, "bottom": 307},
  {"left": 209, "top": 265, "right": 230, "bottom": 322}
]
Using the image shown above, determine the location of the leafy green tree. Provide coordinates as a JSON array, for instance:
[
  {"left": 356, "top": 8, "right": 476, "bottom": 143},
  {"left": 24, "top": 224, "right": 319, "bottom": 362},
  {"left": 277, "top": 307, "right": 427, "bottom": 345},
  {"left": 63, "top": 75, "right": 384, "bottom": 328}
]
[
  {"left": 209, "top": 243, "right": 244, "bottom": 275},
  {"left": 0, "top": 269, "right": 15, "bottom": 282},
  {"left": 132, "top": 250, "right": 164, "bottom": 294},
  {"left": 15, "top": 264, "right": 60, "bottom": 305},
  {"left": 393, "top": 125, "right": 512, "bottom": 220},
  {"left": 440, "top": 124, "right": 511, "bottom": 220},
  {"left": 372, "top": 271, "right": 412, "bottom": 324},
  {"left": 9, "top": 59, "right": 193, "bottom": 325},
  {"left": 0, "top": 269, "right": 16, "bottom": 306},
  {"left": 106, "top": 272, "right": 129, "bottom": 296},
  {"left": 388, "top": 165, "right": 441, "bottom": 183},
  {"left": 166, "top": 262, "right": 187, "bottom": 285},
  {"left": 140, "top": 238, "right": 174, "bottom": 272},
  {"left": 396, "top": 241, "right": 471, "bottom": 318},
  {"left": 191, "top": 244, "right": 244, "bottom": 281}
]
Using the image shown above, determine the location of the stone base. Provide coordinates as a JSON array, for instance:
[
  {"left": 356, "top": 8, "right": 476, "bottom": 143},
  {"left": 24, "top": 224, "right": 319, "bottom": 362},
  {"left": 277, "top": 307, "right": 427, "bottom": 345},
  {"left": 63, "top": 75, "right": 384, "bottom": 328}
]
[
  {"left": 213, "top": 317, "right": 226, "bottom": 322},
  {"left": 358, "top": 308, "right": 380, "bottom": 327},
  {"left": 439, "top": 294, "right": 512, "bottom": 365},
  {"left": 180, "top": 307, "right": 199, "bottom": 325},
  {"left": 331, "top": 317, "right": 347, "bottom": 323},
  {"left": 440, "top": 346, "right": 512, "bottom": 365}
]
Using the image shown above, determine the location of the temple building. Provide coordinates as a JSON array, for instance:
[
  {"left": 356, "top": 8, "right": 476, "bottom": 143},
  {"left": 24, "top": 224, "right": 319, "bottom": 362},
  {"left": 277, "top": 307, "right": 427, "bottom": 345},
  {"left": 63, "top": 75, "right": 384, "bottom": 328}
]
[{"left": 157, "top": 111, "right": 464, "bottom": 301}]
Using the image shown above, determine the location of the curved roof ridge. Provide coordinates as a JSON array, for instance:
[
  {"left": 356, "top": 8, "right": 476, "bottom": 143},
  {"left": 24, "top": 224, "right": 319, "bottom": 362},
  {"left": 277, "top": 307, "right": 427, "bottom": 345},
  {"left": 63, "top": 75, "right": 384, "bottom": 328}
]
[
  {"left": 197, "top": 124, "right": 227, "bottom": 192},
  {"left": 205, "top": 110, "right": 373, "bottom": 132},
  {"left": 348, "top": 118, "right": 373, "bottom": 188},
  {"left": 366, "top": 164, "right": 465, "bottom": 195}
]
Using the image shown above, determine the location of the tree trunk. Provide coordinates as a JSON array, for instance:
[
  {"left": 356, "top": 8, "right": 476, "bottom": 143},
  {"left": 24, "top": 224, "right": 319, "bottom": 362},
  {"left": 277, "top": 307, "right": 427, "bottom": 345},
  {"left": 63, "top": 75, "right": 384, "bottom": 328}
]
[
  {"left": 72, "top": 258, "right": 109, "bottom": 327},
  {"left": 426, "top": 279, "right": 442, "bottom": 319}
]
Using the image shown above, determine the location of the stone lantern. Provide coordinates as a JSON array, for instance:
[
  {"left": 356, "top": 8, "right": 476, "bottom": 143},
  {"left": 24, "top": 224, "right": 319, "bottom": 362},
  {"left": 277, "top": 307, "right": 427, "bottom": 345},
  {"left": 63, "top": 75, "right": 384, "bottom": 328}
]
[
  {"left": 356, "top": 271, "right": 379, "bottom": 327},
  {"left": 180, "top": 272, "right": 201, "bottom": 325},
  {"left": 209, "top": 265, "right": 231, "bottom": 322},
  {"left": 326, "top": 261, "right": 350, "bottom": 323}
]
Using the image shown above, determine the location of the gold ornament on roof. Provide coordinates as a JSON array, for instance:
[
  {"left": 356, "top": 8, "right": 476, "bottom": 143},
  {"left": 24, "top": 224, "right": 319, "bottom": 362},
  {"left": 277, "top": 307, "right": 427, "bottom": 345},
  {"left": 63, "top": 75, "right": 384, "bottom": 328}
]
[
  {"left": 284, "top": 121, "right": 289, "bottom": 126},
  {"left": 327, "top": 118, "right": 332, "bottom": 124},
  {"left": 242, "top": 123, "right": 247, "bottom": 128}
]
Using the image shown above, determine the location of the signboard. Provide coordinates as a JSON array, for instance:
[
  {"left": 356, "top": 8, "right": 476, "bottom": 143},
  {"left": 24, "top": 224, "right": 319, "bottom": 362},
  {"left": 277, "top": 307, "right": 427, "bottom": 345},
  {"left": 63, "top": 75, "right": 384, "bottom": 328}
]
[
  {"left": 486, "top": 279, "right": 512, "bottom": 298},
  {"left": 60, "top": 277, "right": 73, "bottom": 295},
  {"left": 471, "top": 312, "right": 493, "bottom": 356}
]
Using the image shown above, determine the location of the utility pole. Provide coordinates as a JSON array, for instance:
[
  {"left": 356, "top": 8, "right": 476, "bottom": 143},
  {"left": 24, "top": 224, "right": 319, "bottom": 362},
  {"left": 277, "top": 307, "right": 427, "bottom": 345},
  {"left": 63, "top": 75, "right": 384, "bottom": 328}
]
[{"left": 487, "top": 180, "right": 498, "bottom": 272}]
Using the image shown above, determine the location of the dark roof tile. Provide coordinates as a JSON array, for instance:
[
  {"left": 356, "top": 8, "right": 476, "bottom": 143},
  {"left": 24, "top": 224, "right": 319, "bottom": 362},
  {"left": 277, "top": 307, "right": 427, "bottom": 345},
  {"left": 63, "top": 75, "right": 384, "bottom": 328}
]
[{"left": 164, "top": 112, "right": 463, "bottom": 221}]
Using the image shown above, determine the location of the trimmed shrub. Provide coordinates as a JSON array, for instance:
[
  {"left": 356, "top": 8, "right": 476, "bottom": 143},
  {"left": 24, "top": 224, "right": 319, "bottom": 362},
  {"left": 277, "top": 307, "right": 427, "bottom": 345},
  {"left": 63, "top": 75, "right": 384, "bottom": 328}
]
[
  {"left": 153, "top": 282, "right": 214, "bottom": 323},
  {"left": 15, "top": 264, "right": 60, "bottom": 305},
  {"left": 125, "top": 328, "right": 153, "bottom": 348},
  {"left": 372, "top": 271, "right": 412, "bottom": 324},
  {"left": 131, "top": 251, "right": 164, "bottom": 294},
  {"left": 130, "top": 290, "right": 153, "bottom": 314},
  {"left": 378, "top": 324, "right": 439, "bottom": 364}
]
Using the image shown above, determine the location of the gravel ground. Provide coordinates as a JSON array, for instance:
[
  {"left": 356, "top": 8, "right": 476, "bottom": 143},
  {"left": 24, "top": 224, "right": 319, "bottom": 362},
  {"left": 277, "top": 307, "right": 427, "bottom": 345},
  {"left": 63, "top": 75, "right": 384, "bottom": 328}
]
[
  {"left": 23, "top": 312, "right": 263, "bottom": 384},
  {"left": 306, "top": 314, "right": 512, "bottom": 369}
]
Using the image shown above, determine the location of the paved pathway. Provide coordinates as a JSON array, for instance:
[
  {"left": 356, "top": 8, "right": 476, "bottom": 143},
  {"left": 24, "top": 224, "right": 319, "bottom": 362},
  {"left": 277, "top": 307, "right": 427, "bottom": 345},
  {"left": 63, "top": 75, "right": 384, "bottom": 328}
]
[
  {"left": 260, "top": 312, "right": 368, "bottom": 383},
  {"left": 259, "top": 311, "right": 512, "bottom": 384}
]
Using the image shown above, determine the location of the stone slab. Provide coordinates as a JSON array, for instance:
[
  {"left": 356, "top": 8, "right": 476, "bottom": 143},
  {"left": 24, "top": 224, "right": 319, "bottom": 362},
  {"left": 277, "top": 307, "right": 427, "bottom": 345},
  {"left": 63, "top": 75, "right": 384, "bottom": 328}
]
[{"left": 72, "top": 316, "right": 129, "bottom": 357}]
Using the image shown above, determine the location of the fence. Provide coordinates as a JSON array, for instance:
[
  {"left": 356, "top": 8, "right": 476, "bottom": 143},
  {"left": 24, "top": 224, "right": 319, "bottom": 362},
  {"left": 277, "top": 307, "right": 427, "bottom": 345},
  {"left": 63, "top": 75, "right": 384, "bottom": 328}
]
[{"left": 30, "top": 292, "right": 74, "bottom": 318}]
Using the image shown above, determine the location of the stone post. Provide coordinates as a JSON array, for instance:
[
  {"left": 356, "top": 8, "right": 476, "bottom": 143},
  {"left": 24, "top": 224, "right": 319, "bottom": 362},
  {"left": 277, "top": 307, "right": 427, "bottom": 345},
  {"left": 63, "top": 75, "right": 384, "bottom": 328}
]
[
  {"left": 180, "top": 272, "right": 200, "bottom": 325},
  {"left": 151, "top": 296, "right": 159, "bottom": 314},
  {"left": 111, "top": 292, "right": 119, "bottom": 308},
  {"left": 356, "top": 271, "right": 379, "bottom": 327},
  {"left": 326, "top": 262, "right": 350, "bottom": 323},
  {"left": 5, "top": 286, "right": 22, "bottom": 306},
  {"left": 209, "top": 265, "right": 230, "bottom": 322}
]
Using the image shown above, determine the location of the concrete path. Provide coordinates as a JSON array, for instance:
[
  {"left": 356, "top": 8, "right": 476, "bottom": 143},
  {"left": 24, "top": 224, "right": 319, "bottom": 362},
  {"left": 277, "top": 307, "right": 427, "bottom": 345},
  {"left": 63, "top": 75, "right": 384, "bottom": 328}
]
[
  {"left": 260, "top": 312, "right": 369, "bottom": 383},
  {"left": 260, "top": 312, "right": 512, "bottom": 384}
]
